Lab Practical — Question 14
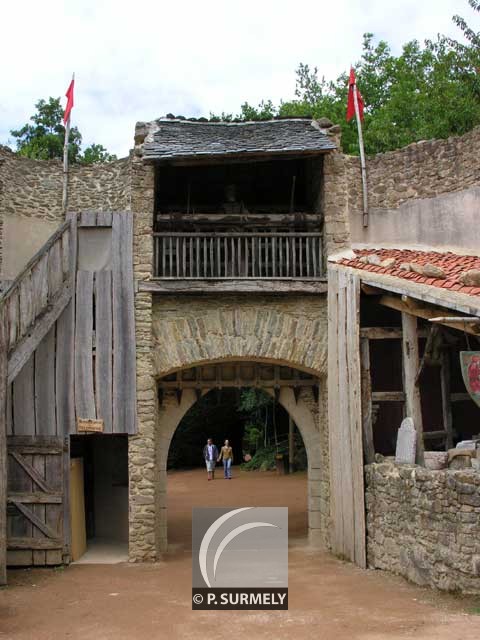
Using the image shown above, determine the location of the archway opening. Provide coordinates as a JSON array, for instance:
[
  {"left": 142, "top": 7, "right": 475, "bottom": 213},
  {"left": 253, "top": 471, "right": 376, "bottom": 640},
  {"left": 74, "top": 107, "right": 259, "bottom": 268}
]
[
  {"left": 155, "top": 361, "right": 325, "bottom": 554},
  {"left": 166, "top": 387, "right": 308, "bottom": 550}
]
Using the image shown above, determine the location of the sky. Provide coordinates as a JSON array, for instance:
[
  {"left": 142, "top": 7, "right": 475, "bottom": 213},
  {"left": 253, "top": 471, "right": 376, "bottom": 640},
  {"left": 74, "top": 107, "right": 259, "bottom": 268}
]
[{"left": 0, "top": 0, "right": 477, "bottom": 158}]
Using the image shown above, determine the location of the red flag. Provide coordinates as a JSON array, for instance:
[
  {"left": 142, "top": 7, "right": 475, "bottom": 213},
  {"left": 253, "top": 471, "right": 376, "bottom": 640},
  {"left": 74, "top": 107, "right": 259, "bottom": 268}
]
[
  {"left": 346, "top": 68, "right": 364, "bottom": 122},
  {"left": 63, "top": 78, "right": 74, "bottom": 124}
]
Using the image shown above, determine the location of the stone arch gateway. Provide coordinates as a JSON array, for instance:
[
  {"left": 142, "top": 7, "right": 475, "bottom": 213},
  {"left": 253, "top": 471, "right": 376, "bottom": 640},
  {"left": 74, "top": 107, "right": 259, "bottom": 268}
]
[
  {"left": 129, "top": 294, "right": 331, "bottom": 562},
  {"left": 152, "top": 365, "right": 327, "bottom": 555}
]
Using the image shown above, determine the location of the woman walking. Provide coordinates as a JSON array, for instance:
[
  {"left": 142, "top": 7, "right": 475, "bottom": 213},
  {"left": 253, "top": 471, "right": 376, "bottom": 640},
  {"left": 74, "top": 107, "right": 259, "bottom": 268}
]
[{"left": 218, "top": 439, "right": 234, "bottom": 479}]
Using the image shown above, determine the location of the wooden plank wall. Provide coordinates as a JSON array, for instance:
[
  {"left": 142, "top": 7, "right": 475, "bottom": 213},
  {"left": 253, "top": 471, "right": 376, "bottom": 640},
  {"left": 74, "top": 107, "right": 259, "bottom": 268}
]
[
  {"left": 6, "top": 211, "right": 137, "bottom": 437},
  {"left": 328, "top": 265, "right": 366, "bottom": 568},
  {"left": 0, "top": 307, "right": 8, "bottom": 584}
]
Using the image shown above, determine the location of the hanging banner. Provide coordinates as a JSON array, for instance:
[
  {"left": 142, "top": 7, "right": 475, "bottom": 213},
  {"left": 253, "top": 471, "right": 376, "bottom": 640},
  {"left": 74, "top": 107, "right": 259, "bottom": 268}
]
[{"left": 460, "top": 351, "right": 480, "bottom": 409}]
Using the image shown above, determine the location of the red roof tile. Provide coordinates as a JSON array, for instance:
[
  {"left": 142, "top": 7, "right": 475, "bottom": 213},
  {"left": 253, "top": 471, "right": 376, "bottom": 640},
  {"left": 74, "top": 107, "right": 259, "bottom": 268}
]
[{"left": 338, "top": 248, "right": 480, "bottom": 298}]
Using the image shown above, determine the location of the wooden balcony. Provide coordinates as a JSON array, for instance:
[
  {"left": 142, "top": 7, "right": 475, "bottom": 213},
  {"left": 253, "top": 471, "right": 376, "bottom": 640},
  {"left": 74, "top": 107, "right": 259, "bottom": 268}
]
[{"left": 140, "top": 232, "right": 327, "bottom": 294}]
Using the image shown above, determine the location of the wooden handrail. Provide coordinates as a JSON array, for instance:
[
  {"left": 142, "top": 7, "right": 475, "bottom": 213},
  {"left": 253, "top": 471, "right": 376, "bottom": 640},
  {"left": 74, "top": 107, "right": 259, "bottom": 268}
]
[
  {"left": 152, "top": 231, "right": 323, "bottom": 238},
  {"left": 0, "top": 217, "right": 75, "bottom": 364},
  {"left": 0, "top": 219, "right": 71, "bottom": 304}
]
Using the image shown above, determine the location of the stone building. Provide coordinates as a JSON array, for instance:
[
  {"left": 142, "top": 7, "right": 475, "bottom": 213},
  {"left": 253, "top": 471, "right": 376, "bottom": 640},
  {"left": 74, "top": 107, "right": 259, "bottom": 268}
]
[{"left": 0, "top": 116, "right": 479, "bottom": 593}]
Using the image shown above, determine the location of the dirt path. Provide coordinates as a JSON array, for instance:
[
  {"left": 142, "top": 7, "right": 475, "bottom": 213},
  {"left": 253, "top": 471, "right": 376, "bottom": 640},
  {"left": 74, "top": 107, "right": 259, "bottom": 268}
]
[{"left": 1, "top": 469, "right": 480, "bottom": 640}]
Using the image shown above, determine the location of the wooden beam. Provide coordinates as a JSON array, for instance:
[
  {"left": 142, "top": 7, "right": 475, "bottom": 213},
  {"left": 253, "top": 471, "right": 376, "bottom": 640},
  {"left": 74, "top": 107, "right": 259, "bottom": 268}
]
[
  {"left": 362, "top": 277, "right": 480, "bottom": 317},
  {"left": 360, "top": 326, "right": 429, "bottom": 339},
  {"left": 7, "top": 493, "right": 62, "bottom": 504},
  {"left": 360, "top": 338, "right": 375, "bottom": 464},
  {"left": 379, "top": 294, "right": 480, "bottom": 336},
  {"left": 288, "top": 416, "right": 295, "bottom": 474},
  {"left": 7, "top": 285, "right": 72, "bottom": 386},
  {"left": 440, "top": 350, "right": 454, "bottom": 450},
  {"left": 415, "top": 325, "right": 440, "bottom": 385},
  {"left": 423, "top": 430, "right": 449, "bottom": 440},
  {"left": 371, "top": 391, "right": 405, "bottom": 402},
  {"left": 0, "top": 220, "right": 71, "bottom": 304},
  {"left": 402, "top": 312, "right": 424, "bottom": 465},
  {"left": 139, "top": 279, "right": 328, "bottom": 295},
  {"left": 158, "top": 378, "right": 318, "bottom": 389},
  {"left": 7, "top": 537, "right": 62, "bottom": 550},
  {"left": 451, "top": 392, "right": 471, "bottom": 402},
  {"left": 0, "top": 309, "right": 7, "bottom": 585},
  {"left": 361, "top": 283, "right": 384, "bottom": 296}
]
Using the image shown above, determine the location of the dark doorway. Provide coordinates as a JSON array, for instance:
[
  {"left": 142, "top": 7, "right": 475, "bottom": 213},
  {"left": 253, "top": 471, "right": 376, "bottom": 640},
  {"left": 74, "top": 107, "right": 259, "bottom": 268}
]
[{"left": 70, "top": 435, "right": 129, "bottom": 562}]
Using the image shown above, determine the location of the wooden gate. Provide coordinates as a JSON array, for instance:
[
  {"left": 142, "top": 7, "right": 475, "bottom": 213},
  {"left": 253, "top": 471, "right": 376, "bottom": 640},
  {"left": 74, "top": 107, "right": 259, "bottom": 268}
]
[
  {"left": 327, "top": 265, "right": 366, "bottom": 568},
  {"left": 7, "top": 436, "right": 68, "bottom": 566}
]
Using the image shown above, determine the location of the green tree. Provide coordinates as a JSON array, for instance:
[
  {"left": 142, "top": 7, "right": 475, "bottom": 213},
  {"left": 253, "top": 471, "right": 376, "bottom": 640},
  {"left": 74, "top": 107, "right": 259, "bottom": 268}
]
[
  {"left": 11, "top": 97, "right": 116, "bottom": 164},
  {"left": 79, "top": 143, "right": 116, "bottom": 164},
  {"left": 211, "top": 1, "right": 480, "bottom": 155}
]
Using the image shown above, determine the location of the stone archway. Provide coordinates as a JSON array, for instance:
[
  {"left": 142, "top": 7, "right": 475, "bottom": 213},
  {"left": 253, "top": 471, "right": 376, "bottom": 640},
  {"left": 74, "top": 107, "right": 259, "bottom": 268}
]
[
  {"left": 152, "top": 366, "right": 328, "bottom": 556},
  {"left": 130, "top": 293, "right": 329, "bottom": 562}
]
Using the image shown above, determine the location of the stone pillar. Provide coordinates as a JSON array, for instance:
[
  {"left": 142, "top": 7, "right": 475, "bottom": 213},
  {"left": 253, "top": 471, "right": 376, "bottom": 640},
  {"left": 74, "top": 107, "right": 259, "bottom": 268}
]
[
  {"left": 323, "top": 151, "right": 351, "bottom": 257},
  {"left": 129, "top": 159, "right": 158, "bottom": 561},
  {"left": 300, "top": 382, "right": 330, "bottom": 549},
  {"left": 154, "top": 389, "right": 198, "bottom": 554}
]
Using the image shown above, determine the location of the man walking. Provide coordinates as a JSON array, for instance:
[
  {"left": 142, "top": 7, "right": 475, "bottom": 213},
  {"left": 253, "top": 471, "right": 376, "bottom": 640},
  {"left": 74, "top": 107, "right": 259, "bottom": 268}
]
[{"left": 203, "top": 438, "right": 219, "bottom": 481}]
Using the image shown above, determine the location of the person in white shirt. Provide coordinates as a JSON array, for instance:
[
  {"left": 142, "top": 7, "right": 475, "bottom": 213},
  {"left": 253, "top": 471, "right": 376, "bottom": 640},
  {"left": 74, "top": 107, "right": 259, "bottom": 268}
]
[{"left": 202, "top": 438, "right": 219, "bottom": 481}]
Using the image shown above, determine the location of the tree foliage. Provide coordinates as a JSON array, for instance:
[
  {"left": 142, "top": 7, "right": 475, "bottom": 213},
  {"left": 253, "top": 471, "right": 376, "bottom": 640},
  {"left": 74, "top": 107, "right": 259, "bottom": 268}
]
[
  {"left": 10, "top": 97, "right": 116, "bottom": 164},
  {"left": 212, "top": 1, "right": 480, "bottom": 155}
]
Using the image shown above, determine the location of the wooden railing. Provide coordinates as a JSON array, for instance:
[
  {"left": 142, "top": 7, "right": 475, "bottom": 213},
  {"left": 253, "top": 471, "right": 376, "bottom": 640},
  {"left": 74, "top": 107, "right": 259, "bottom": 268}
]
[
  {"left": 153, "top": 232, "right": 324, "bottom": 279},
  {"left": 0, "top": 217, "right": 76, "bottom": 383}
]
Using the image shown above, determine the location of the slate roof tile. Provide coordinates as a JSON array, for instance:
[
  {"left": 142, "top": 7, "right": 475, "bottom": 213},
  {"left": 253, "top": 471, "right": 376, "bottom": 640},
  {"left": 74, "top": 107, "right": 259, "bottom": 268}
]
[{"left": 142, "top": 118, "right": 336, "bottom": 160}]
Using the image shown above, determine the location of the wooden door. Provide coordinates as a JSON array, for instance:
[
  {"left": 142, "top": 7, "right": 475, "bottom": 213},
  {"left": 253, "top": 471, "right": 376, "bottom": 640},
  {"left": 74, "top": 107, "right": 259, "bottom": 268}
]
[
  {"left": 327, "top": 266, "right": 366, "bottom": 568},
  {"left": 7, "top": 436, "right": 68, "bottom": 566}
]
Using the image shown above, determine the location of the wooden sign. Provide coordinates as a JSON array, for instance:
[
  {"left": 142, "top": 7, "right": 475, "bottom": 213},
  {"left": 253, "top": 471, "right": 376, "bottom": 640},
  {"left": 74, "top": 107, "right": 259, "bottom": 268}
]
[
  {"left": 77, "top": 418, "right": 104, "bottom": 433},
  {"left": 460, "top": 351, "right": 480, "bottom": 409}
]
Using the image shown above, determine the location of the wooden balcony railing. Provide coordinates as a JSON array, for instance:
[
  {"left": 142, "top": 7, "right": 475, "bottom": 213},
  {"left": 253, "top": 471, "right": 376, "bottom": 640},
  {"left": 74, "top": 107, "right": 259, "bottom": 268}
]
[{"left": 153, "top": 232, "right": 324, "bottom": 279}]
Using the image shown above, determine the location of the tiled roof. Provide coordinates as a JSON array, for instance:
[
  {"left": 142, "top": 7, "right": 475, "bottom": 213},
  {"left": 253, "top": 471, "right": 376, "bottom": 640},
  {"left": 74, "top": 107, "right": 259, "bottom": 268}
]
[
  {"left": 339, "top": 248, "right": 480, "bottom": 298},
  {"left": 142, "top": 119, "right": 336, "bottom": 161}
]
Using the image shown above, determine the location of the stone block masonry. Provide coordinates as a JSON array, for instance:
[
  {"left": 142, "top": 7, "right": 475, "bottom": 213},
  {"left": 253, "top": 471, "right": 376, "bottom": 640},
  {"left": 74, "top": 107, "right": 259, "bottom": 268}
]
[
  {"left": 151, "top": 295, "right": 328, "bottom": 378},
  {"left": 366, "top": 461, "right": 480, "bottom": 593},
  {"left": 345, "top": 126, "right": 480, "bottom": 212}
]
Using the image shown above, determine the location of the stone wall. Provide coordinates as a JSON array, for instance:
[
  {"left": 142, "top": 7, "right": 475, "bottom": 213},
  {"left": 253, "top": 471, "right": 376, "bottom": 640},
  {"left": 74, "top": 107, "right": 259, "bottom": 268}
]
[
  {"left": 0, "top": 145, "right": 131, "bottom": 278},
  {"left": 365, "top": 461, "right": 480, "bottom": 593},
  {"left": 346, "top": 126, "right": 480, "bottom": 212},
  {"left": 344, "top": 127, "right": 480, "bottom": 251},
  {"left": 151, "top": 295, "right": 328, "bottom": 377},
  {"left": 0, "top": 145, "right": 131, "bottom": 220}
]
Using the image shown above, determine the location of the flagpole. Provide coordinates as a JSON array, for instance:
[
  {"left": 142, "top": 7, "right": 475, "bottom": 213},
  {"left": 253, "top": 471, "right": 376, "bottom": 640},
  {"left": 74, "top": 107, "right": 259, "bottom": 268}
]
[
  {"left": 62, "top": 115, "right": 70, "bottom": 215},
  {"left": 353, "top": 81, "right": 369, "bottom": 227},
  {"left": 62, "top": 73, "right": 74, "bottom": 216}
]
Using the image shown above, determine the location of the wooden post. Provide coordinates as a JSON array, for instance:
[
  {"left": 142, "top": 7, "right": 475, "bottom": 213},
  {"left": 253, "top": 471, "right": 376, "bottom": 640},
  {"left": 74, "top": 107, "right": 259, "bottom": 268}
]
[
  {"left": 0, "top": 308, "right": 7, "bottom": 585},
  {"left": 401, "top": 312, "right": 424, "bottom": 464},
  {"left": 288, "top": 416, "right": 295, "bottom": 474},
  {"left": 62, "top": 73, "right": 74, "bottom": 215},
  {"left": 62, "top": 118, "right": 71, "bottom": 215},
  {"left": 352, "top": 80, "right": 368, "bottom": 227},
  {"left": 360, "top": 337, "right": 375, "bottom": 464},
  {"left": 441, "top": 349, "right": 454, "bottom": 450}
]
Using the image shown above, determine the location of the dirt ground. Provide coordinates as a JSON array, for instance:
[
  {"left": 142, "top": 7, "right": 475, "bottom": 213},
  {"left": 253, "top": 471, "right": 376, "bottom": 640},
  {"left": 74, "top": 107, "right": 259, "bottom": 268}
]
[{"left": 1, "top": 468, "right": 480, "bottom": 640}]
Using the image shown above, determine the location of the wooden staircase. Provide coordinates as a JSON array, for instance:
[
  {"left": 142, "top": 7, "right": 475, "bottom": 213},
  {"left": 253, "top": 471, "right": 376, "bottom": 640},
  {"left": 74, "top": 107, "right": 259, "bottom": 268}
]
[{"left": 0, "top": 213, "right": 77, "bottom": 584}]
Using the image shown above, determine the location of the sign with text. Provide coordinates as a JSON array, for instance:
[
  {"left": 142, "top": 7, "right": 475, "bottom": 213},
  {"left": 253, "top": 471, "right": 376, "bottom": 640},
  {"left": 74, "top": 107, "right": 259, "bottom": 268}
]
[
  {"left": 192, "top": 507, "right": 288, "bottom": 610},
  {"left": 77, "top": 418, "right": 104, "bottom": 433}
]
